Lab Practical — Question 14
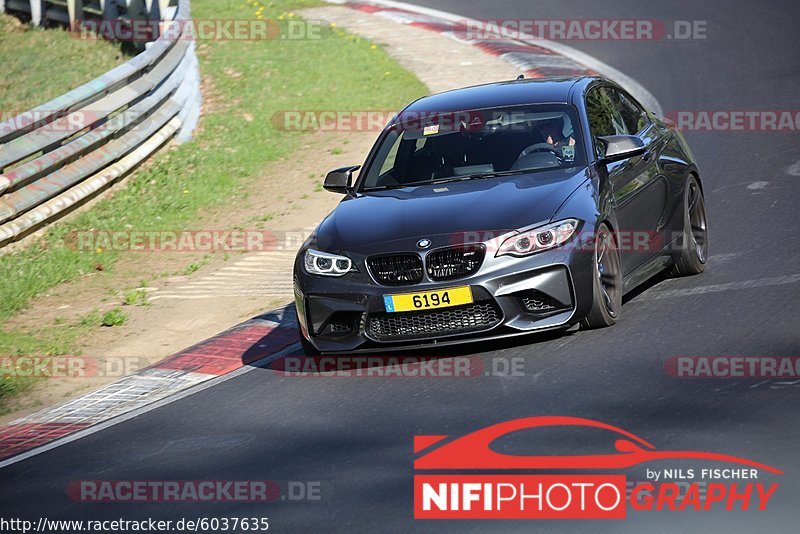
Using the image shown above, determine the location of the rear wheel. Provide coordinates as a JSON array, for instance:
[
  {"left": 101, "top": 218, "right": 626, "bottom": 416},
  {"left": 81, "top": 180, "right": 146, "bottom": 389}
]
[
  {"left": 581, "top": 223, "right": 622, "bottom": 329},
  {"left": 669, "top": 175, "right": 708, "bottom": 276}
]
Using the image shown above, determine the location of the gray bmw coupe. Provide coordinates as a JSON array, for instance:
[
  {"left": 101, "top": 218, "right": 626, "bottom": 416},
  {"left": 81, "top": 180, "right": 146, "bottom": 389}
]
[{"left": 294, "top": 76, "right": 708, "bottom": 354}]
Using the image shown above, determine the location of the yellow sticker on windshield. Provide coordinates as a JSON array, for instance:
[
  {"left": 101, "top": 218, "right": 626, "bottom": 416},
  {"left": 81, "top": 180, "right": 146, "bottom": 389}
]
[{"left": 423, "top": 124, "right": 440, "bottom": 136}]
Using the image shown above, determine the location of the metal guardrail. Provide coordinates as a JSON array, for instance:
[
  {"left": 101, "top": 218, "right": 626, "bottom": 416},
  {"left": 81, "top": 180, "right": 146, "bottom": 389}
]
[{"left": 0, "top": 0, "right": 201, "bottom": 247}]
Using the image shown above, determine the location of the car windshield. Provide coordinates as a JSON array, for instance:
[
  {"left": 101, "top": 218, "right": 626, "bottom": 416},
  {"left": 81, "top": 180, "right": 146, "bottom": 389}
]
[{"left": 360, "top": 104, "right": 585, "bottom": 191}]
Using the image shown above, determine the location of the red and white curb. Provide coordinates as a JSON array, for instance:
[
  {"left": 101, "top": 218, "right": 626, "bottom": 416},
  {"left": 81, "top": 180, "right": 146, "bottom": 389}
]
[
  {"left": 0, "top": 307, "right": 302, "bottom": 467},
  {"left": 333, "top": 0, "right": 662, "bottom": 115}
]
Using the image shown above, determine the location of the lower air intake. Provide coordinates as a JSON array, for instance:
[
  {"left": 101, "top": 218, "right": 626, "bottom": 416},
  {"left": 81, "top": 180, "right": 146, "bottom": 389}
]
[{"left": 367, "top": 301, "right": 502, "bottom": 342}]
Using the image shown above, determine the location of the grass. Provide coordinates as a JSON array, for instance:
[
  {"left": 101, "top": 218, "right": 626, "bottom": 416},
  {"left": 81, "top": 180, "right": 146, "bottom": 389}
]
[
  {"left": 182, "top": 260, "right": 207, "bottom": 276},
  {"left": 101, "top": 308, "right": 127, "bottom": 327},
  {"left": 0, "top": 0, "right": 427, "bottom": 412},
  {"left": 0, "top": 320, "right": 101, "bottom": 415},
  {"left": 123, "top": 289, "right": 149, "bottom": 306},
  {"left": 0, "top": 14, "right": 129, "bottom": 111},
  {"left": 0, "top": 327, "right": 81, "bottom": 357}
]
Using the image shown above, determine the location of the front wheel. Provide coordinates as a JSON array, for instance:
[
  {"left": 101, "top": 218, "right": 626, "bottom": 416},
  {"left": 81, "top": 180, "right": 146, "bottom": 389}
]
[
  {"left": 581, "top": 223, "right": 622, "bottom": 330},
  {"left": 669, "top": 175, "right": 708, "bottom": 277}
]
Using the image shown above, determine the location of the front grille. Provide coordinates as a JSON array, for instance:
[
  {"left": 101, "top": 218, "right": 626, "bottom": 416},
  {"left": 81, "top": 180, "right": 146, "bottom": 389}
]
[
  {"left": 367, "top": 301, "right": 502, "bottom": 342},
  {"left": 426, "top": 245, "right": 485, "bottom": 281},
  {"left": 368, "top": 254, "right": 424, "bottom": 285}
]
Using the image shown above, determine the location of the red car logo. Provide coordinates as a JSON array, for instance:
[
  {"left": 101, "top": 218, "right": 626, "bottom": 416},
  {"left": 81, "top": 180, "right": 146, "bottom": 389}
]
[{"left": 414, "top": 416, "right": 783, "bottom": 474}]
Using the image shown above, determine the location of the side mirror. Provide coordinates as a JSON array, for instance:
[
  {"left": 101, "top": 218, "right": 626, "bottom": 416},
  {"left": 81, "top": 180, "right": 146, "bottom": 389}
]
[
  {"left": 598, "top": 135, "right": 646, "bottom": 163},
  {"left": 323, "top": 165, "right": 361, "bottom": 194}
]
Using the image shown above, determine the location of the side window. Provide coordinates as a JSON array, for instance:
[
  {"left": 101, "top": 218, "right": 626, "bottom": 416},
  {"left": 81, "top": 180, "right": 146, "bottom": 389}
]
[
  {"left": 586, "top": 88, "right": 629, "bottom": 136},
  {"left": 586, "top": 88, "right": 617, "bottom": 138},
  {"left": 585, "top": 87, "right": 627, "bottom": 156},
  {"left": 608, "top": 88, "right": 649, "bottom": 135}
]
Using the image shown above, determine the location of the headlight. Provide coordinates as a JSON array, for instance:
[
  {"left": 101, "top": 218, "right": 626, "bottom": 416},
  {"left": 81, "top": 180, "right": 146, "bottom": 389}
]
[
  {"left": 496, "top": 219, "right": 579, "bottom": 257},
  {"left": 304, "top": 249, "right": 356, "bottom": 277}
]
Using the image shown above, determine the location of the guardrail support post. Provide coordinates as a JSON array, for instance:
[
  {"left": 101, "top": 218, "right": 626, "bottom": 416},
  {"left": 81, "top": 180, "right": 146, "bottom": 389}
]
[
  {"left": 29, "top": 0, "right": 44, "bottom": 26},
  {"left": 125, "top": 0, "right": 146, "bottom": 20},
  {"left": 99, "top": 0, "right": 118, "bottom": 22},
  {"left": 144, "top": 0, "right": 159, "bottom": 19},
  {"left": 143, "top": 0, "right": 160, "bottom": 38},
  {"left": 67, "top": 0, "right": 84, "bottom": 26},
  {"left": 176, "top": 43, "right": 202, "bottom": 143}
]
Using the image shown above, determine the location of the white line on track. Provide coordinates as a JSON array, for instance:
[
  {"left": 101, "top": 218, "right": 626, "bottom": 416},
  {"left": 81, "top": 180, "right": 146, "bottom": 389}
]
[{"left": 642, "top": 273, "right": 800, "bottom": 300}]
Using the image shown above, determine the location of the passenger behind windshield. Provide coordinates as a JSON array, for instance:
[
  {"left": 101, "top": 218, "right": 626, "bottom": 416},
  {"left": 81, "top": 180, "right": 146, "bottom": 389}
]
[{"left": 361, "top": 105, "right": 584, "bottom": 190}]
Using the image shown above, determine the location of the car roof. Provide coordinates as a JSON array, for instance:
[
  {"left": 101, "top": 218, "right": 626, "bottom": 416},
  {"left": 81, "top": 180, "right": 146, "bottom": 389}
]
[{"left": 401, "top": 76, "right": 599, "bottom": 114}]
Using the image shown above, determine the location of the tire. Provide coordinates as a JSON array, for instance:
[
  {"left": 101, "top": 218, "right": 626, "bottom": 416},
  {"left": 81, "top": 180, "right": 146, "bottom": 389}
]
[
  {"left": 669, "top": 175, "right": 708, "bottom": 277},
  {"left": 581, "top": 222, "right": 623, "bottom": 330}
]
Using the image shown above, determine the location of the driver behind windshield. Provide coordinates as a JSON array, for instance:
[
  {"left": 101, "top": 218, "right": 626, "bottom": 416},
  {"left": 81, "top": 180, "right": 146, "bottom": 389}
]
[{"left": 536, "top": 117, "right": 576, "bottom": 149}]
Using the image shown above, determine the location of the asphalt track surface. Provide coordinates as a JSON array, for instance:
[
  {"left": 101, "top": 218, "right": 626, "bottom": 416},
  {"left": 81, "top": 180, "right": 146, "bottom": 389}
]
[{"left": 2, "top": 0, "right": 800, "bottom": 531}]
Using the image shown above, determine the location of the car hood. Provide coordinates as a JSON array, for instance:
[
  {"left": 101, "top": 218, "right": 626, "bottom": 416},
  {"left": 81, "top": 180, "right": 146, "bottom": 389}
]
[{"left": 314, "top": 167, "right": 590, "bottom": 254}]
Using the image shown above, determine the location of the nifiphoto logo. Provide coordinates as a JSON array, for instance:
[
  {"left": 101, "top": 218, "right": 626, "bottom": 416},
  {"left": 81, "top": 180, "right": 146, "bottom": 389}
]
[{"left": 413, "top": 417, "right": 782, "bottom": 520}]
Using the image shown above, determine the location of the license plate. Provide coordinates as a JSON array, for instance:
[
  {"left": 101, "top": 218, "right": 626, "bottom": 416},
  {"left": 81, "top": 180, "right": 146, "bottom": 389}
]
[{"left": 383, "top": 286, "right": 473, "bottom": 313}]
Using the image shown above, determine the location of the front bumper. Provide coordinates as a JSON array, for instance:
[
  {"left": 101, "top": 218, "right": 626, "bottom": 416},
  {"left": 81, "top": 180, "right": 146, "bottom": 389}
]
[{"left": 294, "top": 245, "right": 595, "bottom": 354}]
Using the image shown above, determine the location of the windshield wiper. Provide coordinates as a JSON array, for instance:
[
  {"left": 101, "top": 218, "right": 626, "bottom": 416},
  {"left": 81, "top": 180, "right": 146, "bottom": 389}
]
[
  {"left": 431, "top": 176, "right": 474, "bottom": 185},
  {"left": 363, "top": 169, "right": 536, "bottom": 191},
  {"left": 364, "top": 176, "right": 472, "bottom": 190},
  {"left": 362, "top": 184, "right": 413, "bottom": 191},
  {"left": 465, "top": 169, "right": 537, "bottom": 180}
]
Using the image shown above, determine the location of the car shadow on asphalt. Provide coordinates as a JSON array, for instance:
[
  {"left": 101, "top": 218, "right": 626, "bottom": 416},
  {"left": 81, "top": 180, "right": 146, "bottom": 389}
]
[
  {"left": 622, "top": 270, "right": 672, "bottom": 304},
  {"left": 238, "top": 303, "right": 580, "bottom": 376}
]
